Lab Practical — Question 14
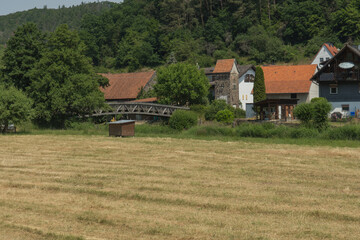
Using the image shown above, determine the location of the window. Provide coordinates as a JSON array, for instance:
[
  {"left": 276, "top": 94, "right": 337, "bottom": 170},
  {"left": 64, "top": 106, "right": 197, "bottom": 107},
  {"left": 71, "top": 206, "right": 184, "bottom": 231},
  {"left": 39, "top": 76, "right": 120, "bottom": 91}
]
[
  {"left": 233, "top": 85, "right": 236, "bottom": 90},
  {"left": 291, "top": 93, "right": 297, "bottom": 99},
  {"left": 342, "top": 105, "right": 349, "bottom": 111},
  {"left": 242, "top": 95, "right": 244, "bottom": 100},
  {"left": 326, "top": 57, "right": 330, "bottom": 61},
  {"left": 246, "top": 95, "right": 248, "bottom": 100},
  {"left": 245, "top": 74, "right": 255, "bottom": 82},
  {"left": 320, "top": 58, "right": 324, "bottom": 62},
  {"left": 330, "top": 84, "right": 338, "bottom": 94}
]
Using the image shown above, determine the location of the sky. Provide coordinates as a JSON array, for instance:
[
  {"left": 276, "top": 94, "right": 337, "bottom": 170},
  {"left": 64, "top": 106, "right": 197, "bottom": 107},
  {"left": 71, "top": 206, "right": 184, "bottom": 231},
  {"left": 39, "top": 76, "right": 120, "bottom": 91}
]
[{"left": 0, "top": 0, "right": 121, "bottom": 16}]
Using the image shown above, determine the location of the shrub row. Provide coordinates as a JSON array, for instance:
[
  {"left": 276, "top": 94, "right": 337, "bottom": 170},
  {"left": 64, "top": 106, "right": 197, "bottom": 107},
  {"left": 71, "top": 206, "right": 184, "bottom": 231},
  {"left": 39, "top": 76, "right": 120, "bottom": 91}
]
[{"left": 140, "top": 122, "right": 360, "bottom": 141}]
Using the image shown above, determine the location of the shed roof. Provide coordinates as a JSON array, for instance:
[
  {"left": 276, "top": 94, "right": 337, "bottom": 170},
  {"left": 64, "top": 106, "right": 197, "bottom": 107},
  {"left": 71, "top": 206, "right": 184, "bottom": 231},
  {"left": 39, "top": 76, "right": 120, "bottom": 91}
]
[
  {"left": 213, "top": 59, "right": 235, "bottom": 73},
  {"left": 100, "top": 71, "right": 156, "bottom": 100},
  {"left": 108, "top": 120, "right": 135, "bottom": 125},
  {"left": 262, "top": 65, "right": 317, "bottom": 94}
]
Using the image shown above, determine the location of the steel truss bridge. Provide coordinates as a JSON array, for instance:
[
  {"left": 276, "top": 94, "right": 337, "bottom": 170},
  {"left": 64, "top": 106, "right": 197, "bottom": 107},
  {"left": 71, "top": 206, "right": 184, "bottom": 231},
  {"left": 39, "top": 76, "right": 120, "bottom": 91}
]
[{"left": 91, "top": 102, "right": 190, "bottom": 118}]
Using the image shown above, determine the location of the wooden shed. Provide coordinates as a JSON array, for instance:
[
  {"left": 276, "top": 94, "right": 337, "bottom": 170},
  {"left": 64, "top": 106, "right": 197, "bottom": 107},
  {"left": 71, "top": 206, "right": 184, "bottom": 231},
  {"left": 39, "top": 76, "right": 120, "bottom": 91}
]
[{"left": 108, "top": 120, "right": 135, "bottom": 137}]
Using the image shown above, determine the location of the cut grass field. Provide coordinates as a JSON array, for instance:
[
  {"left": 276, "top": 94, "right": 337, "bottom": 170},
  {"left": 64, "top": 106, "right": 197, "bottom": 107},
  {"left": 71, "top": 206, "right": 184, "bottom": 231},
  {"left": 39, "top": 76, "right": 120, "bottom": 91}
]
[{"left": 1, "top": 135, "right": 360, "bottom": 239}]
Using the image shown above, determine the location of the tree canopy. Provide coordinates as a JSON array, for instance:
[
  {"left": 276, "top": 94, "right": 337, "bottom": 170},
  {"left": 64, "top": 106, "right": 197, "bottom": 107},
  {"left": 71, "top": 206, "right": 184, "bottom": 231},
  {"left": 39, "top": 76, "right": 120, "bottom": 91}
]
[
  {"left": 0, "top": 84, "right": 32, "bottom": 133},
  {"left": 28, "top": 24, "right": 106, "bottom": 127},
  {"left": 1, "top": 22, "right": 45, "bottom": 91},
  {"left": 154, "top": 63, "right": 209, "bottom": 106}
]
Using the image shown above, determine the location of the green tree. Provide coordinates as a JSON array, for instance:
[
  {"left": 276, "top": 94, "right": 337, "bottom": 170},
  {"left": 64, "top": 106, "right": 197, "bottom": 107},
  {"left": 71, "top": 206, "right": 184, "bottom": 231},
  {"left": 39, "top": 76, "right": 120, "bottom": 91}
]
[
  {"left": 29, "top": 24, "right": 106, "bottom": 127},
  {"left": 0, "top": 84, "right": 32, "bottom": 133},
  {"left": 1, "top": 23, "right": 45, "bottom": 91},
  {"left": 253, "top": 66, "right": 266, "bottom": 103},
  {"left": 331, "top": 0, "right": 360, "bottom": 42},
  {"left": 154, "top": 63, "right": 209, "bottom": 106},
  {"left": 216, "top": 109, "right": 234, "bottom": 124},
  {"left": 293, "top": 103, "right": 313, "bottom": 126}
]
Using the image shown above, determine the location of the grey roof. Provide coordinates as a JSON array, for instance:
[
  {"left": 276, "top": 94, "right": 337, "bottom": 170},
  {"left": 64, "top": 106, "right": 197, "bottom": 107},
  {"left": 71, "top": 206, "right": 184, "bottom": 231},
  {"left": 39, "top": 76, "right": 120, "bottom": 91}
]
[
  {"left": 311, "top": 44, "right": 360, "bottom": 81},
  {"left": 108, "top": 120, "right": 135, "bottom": 124},
  {"left": 203, "top": 67, "right": 215, "bottom": 75},
  {"left": 237, "top": 65, "right": 255, "bottom": 77}
]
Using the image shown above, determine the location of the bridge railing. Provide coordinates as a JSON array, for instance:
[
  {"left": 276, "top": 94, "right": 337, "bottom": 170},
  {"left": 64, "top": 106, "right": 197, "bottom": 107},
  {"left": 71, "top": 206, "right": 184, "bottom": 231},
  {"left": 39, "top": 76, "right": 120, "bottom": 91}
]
[{"left": 92, "top": 102, "right": 190, "bottom": 117}]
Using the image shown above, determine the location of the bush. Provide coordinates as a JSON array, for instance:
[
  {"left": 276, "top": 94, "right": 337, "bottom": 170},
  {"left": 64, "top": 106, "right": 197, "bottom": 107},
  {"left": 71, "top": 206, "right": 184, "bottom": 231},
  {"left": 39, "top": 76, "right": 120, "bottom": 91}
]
[
  {"left": 312, "top": 98, "right": 332, "bottom": 131},
  {"left": 289, "top": 127, "right": 319, "bottom": 139},
  {"left": 169, "top": 110, "right": 198, "bottom": 130},
  {"left": 236, "top": 124, "right": 269, "bottom": 138},
  {"left": 216, "top": 109, "right": 234, "bottom": 124},
  {"left": 325, "top": 125, "right": 360, "bottom": 140},
  {"left": 204, "top": 100, "right": 229, "bottom": 120},
  {"left": 187, "top": 125, "right": 235, "bottom": 137},
  {"left": 233, "top": 108, "right": 246, "bottom": 118},
  {"left": 293, "top": 103, "right": 313, "bottom": 125}
]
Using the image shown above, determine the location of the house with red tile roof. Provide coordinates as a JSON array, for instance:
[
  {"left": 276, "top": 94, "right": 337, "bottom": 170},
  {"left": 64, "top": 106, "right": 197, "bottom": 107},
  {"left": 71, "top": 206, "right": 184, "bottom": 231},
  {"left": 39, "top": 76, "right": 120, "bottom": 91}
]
[
  {"left": 204, "top": 59, "right": 256, "bottom": 111},
  {"left": 100, "top": 71, "right": 156, "bottom": 102},
  {"left": 255, "top": 64, "right": 317, "bottom": 120},
  {"left": 312, "top": 43, "right": 339, "bottom": 70},
  {"left": 262, "top": 64, "right": 318, "bottom": 102}
]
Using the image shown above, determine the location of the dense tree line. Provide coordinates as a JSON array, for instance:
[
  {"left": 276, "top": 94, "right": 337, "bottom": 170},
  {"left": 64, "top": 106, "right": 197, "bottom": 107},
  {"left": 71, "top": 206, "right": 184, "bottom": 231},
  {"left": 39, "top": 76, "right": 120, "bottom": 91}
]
[
  {"left": 1, "top": 1, "right": 359, "bottom": 71},
  {"left": 78, "top": 0, "right": 360, "bottom": 71},
  {"left": 0, "top": 2, "right": 115, "bottom": 44},
  {"left": 0, "top": 23, "right": 107, "bottom": 128}
]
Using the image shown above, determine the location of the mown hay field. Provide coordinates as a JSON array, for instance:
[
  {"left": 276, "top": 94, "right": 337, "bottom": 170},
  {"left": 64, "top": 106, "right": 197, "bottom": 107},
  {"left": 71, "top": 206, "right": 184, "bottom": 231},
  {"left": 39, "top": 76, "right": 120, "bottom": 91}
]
[{"left": 0, "top": 135, "right": 360, "bottom": 240}]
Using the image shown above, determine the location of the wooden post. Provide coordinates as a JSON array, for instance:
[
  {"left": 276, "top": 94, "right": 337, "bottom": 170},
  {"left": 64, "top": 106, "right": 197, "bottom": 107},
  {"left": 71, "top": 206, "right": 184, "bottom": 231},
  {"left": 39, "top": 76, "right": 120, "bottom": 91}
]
[{"left": 275, "top": 104, "right": 279, "bottom": 120}]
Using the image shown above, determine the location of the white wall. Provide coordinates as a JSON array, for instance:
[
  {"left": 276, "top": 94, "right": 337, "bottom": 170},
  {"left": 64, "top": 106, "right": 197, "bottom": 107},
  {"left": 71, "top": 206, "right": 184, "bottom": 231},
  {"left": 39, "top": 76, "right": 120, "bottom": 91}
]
[
  {"left": 238, "top": 68, "right": 255, "bottom": 110},
  {"left": 307, "top": 82, "right": 319, "bottom": 102},
  {"left": 312, "top": 45, "right": 333, "bottom": 72}
]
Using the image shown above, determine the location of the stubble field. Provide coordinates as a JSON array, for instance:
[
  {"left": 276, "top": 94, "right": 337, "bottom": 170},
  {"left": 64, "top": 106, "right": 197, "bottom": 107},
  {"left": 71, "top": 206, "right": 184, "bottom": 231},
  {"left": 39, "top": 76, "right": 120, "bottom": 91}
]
[{"left": 0, "top": 135, "right": 360, "bottom": 239}]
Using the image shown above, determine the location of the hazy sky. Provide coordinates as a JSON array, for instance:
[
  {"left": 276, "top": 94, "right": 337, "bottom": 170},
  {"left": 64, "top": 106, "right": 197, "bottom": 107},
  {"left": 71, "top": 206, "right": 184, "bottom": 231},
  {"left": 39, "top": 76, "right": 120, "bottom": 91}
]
[{"left": 0, "top": 1, "right": 121, "bottom": 16}]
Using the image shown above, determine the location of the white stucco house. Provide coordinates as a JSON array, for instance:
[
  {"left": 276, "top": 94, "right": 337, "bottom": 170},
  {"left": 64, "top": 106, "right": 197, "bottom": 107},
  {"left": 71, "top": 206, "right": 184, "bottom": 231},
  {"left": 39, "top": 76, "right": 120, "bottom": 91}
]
[
  {"left": 312, "top": 43, "right": 339, "bottom": 71},
  {"left": 237, "top": 65, "right": 256, "bottom": 112}
]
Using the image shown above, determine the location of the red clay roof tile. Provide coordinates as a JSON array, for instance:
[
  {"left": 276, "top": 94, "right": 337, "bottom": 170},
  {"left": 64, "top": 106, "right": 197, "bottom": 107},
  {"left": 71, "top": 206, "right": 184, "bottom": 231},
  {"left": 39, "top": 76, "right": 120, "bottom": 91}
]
[
  {"left": 132, "top": 97, "right": 157, "bottom": 103},
  {"left": 262, "top": 65, "right": 317, "bottom": 94},
  {"left": 324, "top": 43, "right": 339, "bottom": 56},
  {"left": 213, "top": 59, "right": 235, "bottom": 73},
  {"left": 100, "top": 71, "right": 155, "bottom": 100}
]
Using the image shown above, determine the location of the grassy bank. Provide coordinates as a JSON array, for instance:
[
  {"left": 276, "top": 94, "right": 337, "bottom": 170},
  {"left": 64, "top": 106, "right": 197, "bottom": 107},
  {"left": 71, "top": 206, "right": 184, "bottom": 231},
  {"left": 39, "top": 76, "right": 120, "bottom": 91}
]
[{"left": 11, "top": 121, "right": 360, "bottom": 148}]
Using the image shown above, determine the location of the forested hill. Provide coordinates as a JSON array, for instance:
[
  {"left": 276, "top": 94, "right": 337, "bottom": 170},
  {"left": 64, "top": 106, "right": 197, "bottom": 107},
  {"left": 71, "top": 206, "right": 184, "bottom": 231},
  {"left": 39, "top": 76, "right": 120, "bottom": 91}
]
[
  {"left": 78, "top": 0, "right": 360, "bottom": 71},
  {"left": 2, "top": 0, "right": 360, "bottom": 71},
  {"left": 0, "top": 1, "right": 116, "bottom": 44}
]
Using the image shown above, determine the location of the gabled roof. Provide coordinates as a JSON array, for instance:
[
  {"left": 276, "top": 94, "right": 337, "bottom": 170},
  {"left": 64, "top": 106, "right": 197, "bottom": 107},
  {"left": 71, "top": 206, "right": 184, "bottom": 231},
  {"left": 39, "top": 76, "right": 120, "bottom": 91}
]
[
  {"left": 100, "top": 71, "right": 156, "bottom": 100},
  {"left": 203, "top": 67, "right": 215, "bottom": 75},
  {"left": 213, "top": 59, "right": 236, "bottom": 73},
  {"left": 311, "top": 43, "right": 339, "bottom": 64},
  {"left": 237, "top": 65, "right": 255, "bottom": 77},
  {"left": 311, "top": 44, "right": 360, "bottom": 81},
  {"left": 324, "top": 43, "right": 339, "bottom": 56},
  {"left": 262, "top": 65, "right": 317, "bottom": 94}
]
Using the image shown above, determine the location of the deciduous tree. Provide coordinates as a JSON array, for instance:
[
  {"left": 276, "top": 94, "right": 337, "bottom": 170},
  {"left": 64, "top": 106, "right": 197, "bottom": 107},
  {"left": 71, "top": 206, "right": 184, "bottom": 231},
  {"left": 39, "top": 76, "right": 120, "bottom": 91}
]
[
  {"left": 0, "top": 84, "right": 32, "bottom": 133},
  {"left": 29, "top": 24, "right": 106, "bottom": 127},
  {"left": 154, "top": 63, "right": 209, "bottom": 106}
]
